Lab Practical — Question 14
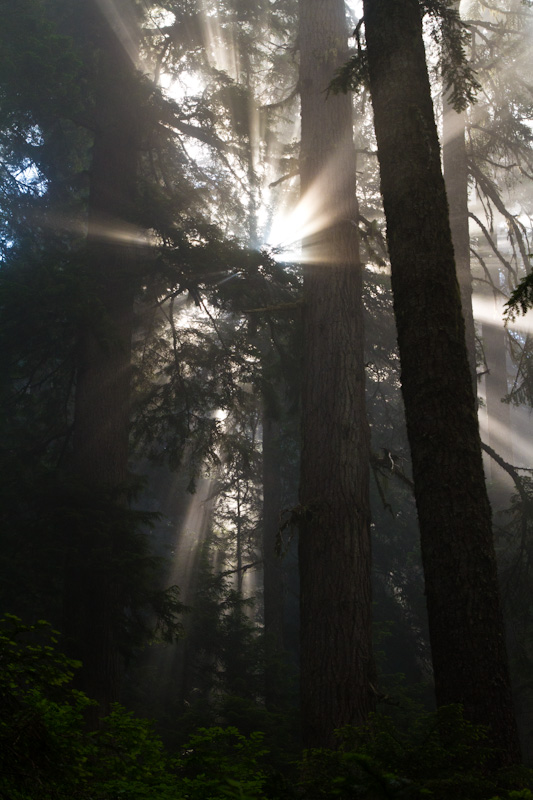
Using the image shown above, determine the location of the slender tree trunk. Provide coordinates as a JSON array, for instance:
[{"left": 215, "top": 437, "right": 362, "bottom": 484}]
[
  {"left": 262, "top": 404, "right": 285, "bottom": 709},
  {"left": 63, "top": 3, "right": 140, "bottom": 721},
  {"left": 236, "top": 481, "right": 244, "bottom": 593},
  {"left": 298, "top": 0, "right": 375, "bottom": 748},
  {"left": 363, "top": 0, "right": 520, "bottom": 765}
]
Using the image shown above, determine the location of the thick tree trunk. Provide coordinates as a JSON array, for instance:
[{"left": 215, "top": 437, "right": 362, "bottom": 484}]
[
  {"left": 298, "top": 0, "right": 375, "bottom": 748},
  {"left": 63, "top": 5, "right": 140, "bottom": 721},
  {"left": 363, "top": 0, "right": 520, "bottom": 765}
]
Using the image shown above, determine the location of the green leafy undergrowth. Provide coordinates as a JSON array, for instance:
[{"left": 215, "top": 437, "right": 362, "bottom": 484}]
[
  {"left": 174, "top": 726, "right": 268, "bottom": 800},
  {"left": 299, "top": 706, "right": 533, "bottom": 800},
  {"left": 91, "top": 717, "right": 269, "bottom": 800},
  {"left": 0, "top": 614, "right": 96, "bottom": 799},
  {"left": 0, "top": 614, "right": 269, "bottom": 800},
  {"left": 3, "top": 615, "right": 533, "bottom": 800}
]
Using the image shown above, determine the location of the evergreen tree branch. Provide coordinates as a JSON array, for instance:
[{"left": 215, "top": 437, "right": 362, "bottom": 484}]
[
  {"left": 469, "top": 211, "right": 517, "bottom": 280},
  {"left": 505, "top": 272, "right": 533, "bottom": 321},
  {"left": 469, "top": 159, "right": 531, "bottom": 272},
  {"left": 261, "top": 85, "right": 299, "bottom": 111},
  {"left": 328, "top": 1, "right": 479, "bottom": 109},
  {"left": 421, "top": 0, "right": 481, "bottom": 111},
  {"left": 481, "top": 442, "right": 533, "bottom": 511}
]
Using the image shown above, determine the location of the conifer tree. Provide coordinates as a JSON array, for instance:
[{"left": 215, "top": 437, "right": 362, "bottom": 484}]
[
  {"left": 363, "top": 0, "right": 521, "bottom": 765},
  {"left": 298, "top": 0, "right": 375, "bottom": 747},
  {"left": 61, "top": 0, "right": 145, "bottom": 718}
]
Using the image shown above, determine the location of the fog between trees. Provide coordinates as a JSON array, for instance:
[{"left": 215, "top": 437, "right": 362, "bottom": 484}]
[{"left": 1, "top": 0, "right": 533, "bottom": 781}]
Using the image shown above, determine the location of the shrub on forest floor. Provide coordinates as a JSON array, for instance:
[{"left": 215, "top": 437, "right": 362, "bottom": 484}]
[
  {"left": 0, "top": 614, "right": 96, "bottom": 799},
  {"left": 299, "top": 706, "right": 533, "bottom": 800},
  {"left": 0, "top": 614, "right": 269, "bottom": 800},
  {"left": 2, "top": 614, "right": 533, "bottom": 800},
  {"left": 89, "top": 715, "right": 269, "bottom": 800}
]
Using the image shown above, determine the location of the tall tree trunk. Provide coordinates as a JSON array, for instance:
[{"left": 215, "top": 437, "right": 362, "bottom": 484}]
[
  {"left": 63, "top": 2, "right": 140, "bottom": 721},
  {"left": 262, "top": 403, "right": 285, "bottom": 709},
  {"left": 298, "top": 0, "right": 375, "bottom": 749},
  {"left": 363, "top": 0, "right": 520, "bottom": 765},
  {"left": 236, "top": 481, "right": 244, "bottom": 593}
]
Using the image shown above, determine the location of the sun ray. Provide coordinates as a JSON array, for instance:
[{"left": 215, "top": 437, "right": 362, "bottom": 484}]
[
  {"left": 266, "top": 151, "right": 359, "bottom": 262},
  {"left": 95, "top": 0, "right": 143, "bottom": 69},
  {"left": 473, "top": 291, "right": 533, "bottom": 333}
]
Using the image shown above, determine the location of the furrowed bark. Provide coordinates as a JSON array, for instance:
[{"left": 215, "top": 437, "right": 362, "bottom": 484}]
[{"left": 298, "top": 0, "right": 375, "bottom": 748}]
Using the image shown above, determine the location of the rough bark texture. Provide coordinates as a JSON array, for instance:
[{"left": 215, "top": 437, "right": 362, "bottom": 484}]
[
  {"left": 298, "top": 0, "right": 375, "bottom": 749},
  {"left": 63, "top": 3, "right": 140, "bottom": 721},
  {"left": 363, "top": 0, "right": 520, "bottom": 765},
  {"left": 442, "top": 101, "right": 477, "bottom": 390}
]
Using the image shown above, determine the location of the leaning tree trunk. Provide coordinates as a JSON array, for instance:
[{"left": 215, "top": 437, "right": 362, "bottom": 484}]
[
  {"left": 298, "top": 0, "right": 375, "bottom": 749},
  {"left": 63, "top": 3, "right": 140, "bottom": 722},
  {"left": 363, "top": 0, "right": 520, "bottom": 766}
]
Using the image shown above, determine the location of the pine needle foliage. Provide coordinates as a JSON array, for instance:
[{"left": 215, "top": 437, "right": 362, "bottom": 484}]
[
  {"left": 422, "top": 0, "right": 481, "bottom": 111},
  {"left": 505, "top": 271, "right": 533, "bottom": 322},
  {"left": 328, "top": 0, "right": 480, "bottom": 112}
]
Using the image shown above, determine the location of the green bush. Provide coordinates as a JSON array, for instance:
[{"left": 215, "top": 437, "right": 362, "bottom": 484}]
[
  {"left": 173, "top": 726, "right": 268, "bottom": 800},
  {"left": 3, "top": 614, "right": 532, "bottom": 800},
  {"left": 299, "top": 707, "right": 533, "bottom": 800},
  {"left": 90, "top": 715, "right": 269, "bottom": 799},
  {"left": 0, "top": 614, "right": 96, "bottom": 799},
  {"left": 0, "top": 614, "right": 270, "bottom": 800},
  {"left": 88, "top": 704, "right": 177, "bottom": 799}
]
